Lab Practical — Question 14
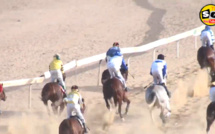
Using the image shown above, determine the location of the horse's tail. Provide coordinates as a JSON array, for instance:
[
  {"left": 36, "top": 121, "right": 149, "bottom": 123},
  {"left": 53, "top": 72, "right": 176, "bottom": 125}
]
[
  {"left": 148, "top": 92, "right": 156, "bottom": 108},
  {"left": 145, "top": 86, "right": 157, "bottom": 108},
  {"left": 41, "top": 84, "right": 51, "bottom": 106}
]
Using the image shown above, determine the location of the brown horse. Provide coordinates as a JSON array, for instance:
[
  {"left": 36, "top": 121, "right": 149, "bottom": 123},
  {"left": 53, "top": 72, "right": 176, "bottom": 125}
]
[
  {"left": 59, "top": 99, "right": 86, "bottom": 134},
  {"left": 102, "top": 69, "right": 130, "bottom": 120},
  {"left": 41, "top": 82, "right": 65, "bottom": 115},
  {"left": 197, "top": 46, "right": 215, "bottom": 80},
  {"left": 206, "top": 101, "right": 215, "bottom": 134}
]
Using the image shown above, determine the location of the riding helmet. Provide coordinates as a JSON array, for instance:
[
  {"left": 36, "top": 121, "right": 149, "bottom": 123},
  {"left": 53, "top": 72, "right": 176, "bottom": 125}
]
[{"left": 157, "top": 54, "right": 165, "bottom": 60}]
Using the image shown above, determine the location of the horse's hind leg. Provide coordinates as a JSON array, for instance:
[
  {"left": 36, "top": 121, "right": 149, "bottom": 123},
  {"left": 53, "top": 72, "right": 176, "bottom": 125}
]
[
  {"left": 149, "top": 107, "right": 155, "bottom": 124},
  {"left": 104, "top": 98, "right": 110, "bottom": 110},
  {"left": 118, "top": 99, "right": 124, "bottom": 121},
  {"left": 206, "top": 116, "right": 214, "bottom": 133},
  {"left": 59, "top": 102, "right": 65, "bottom": 115},
  {"left": 160, "top": 107, "right": 166, "bottom": 124},
  {"left": 123, "top": 96, "right": 130, "bottom": 115},
  {"left": 43, "top": 100, "right": 51, "bottom": 115},
  {"left": 51, "top": 103, "right": 58, "bottom": 115}
]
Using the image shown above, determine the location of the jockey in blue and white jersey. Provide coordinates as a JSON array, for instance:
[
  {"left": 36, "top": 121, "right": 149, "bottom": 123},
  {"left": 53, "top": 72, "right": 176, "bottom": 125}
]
[
  {"left": 150, "top": 54, "right": 171, "bottom": 97},
  {"left": 201, "top": 26, "right": 215, "bottom": 50},
  {"left": 106, "top": 42, "right": 130, "bottom": 91}
]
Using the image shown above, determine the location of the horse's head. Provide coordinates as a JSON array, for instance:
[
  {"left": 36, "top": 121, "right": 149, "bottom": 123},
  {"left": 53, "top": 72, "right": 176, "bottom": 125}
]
[{"left": 0, "top": 84, "right": 6, "bottom": 101}]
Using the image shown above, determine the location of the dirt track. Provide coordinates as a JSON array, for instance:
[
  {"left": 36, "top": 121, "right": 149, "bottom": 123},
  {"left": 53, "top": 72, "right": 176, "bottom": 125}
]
[{"left": 0, "top": 0, "right": 214, "bottom": 134}]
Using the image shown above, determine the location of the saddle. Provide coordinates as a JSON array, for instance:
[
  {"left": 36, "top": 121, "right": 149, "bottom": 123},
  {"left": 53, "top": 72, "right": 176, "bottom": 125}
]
[{"left": 69, "top": 115, "right": 84, "bottom": 128}]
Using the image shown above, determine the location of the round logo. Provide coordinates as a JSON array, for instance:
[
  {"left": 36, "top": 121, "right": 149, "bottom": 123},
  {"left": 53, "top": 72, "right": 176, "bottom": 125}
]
[{"left": 199, "top": 4, "right": 215, "bottom": 26}]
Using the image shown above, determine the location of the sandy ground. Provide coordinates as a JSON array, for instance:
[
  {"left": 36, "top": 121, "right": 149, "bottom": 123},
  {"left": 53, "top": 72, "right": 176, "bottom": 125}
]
[{"left": 0, "top": 0, "right": 214, "bottom": 134}]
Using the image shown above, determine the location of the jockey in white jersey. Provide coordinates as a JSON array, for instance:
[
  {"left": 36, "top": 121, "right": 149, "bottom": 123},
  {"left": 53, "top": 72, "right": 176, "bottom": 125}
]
[
  {"left": 200, "top": 25, "right": 215, "bottom": 50},
  {"left": 150, "top": 54, "right": 171, "bottom": 98},
  {"left": 106, "top": 42, "right": 130, "bottom": 91},
  {"left": 63, "top": 85, "right": 88, "bottom": 133}
]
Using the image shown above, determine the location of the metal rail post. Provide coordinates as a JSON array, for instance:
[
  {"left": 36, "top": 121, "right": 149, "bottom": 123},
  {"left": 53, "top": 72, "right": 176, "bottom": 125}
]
[
  {"left": 97, "top": 60, "right": 102, "bottom": 86},
  {"left": 153, "top": 49, "right": 156, "bottom": 61},
  {"left": 177, "top": 41, "right": 180, "bottom": 58},
  {"left": 195, "top": 36, "right": 197, "bottom": 49},
  {"left": 28, "top": 84, "right": 32, "bottom": 109}
]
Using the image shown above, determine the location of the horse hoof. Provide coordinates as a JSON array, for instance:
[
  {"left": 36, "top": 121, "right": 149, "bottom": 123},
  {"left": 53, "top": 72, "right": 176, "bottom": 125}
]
[
  {"left": 121, "top": 118, "right": 125, "bottom": 122},
  {"left": 166, "top": 112, "right": 171, "bottom": 118}
]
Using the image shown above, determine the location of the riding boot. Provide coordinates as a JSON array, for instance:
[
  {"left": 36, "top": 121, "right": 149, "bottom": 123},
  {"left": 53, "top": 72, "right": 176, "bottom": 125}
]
[
  {"left": 211, "top": 45, "right": 214, "bottom": 50},
  {"left": 83, "top": 123, "right": 88, "bottom": 133},
  {"left": 161, "top": 83, "right": 171, "bottom": 98}
]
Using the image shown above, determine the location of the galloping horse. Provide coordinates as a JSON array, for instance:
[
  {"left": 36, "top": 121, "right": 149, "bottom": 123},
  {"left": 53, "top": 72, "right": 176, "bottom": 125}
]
[
  {"left": 197, "top": 46, "right": 215, "bottom": 80},
  {"left": 59, "top": 99, "right": 86, "bottom": 134},
  {"left": 41, "top": 82, "right": 66, "bottom": 115},
  {"left": 0, "top": 84, "right": 7, "bottom": 114},
  {"left": 102, "top": 69, "right": 130, "bottom": 120},
  {"left": 145, "top": 84, "right": 171, "bottom": 124}
]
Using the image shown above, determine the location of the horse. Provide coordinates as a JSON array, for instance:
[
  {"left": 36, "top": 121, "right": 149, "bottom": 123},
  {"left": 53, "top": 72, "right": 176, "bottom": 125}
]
[
  {"left": 197, "top": 46, "right": 215, "bottom": 80},
  {"left": 41, "top": 82, "right": 66, "bottom": 115},
  {"left": 0, "top": 84, "right": 7, "bottom": 114},
  {"left": 145, "top": 84, "right": 171, "bottom": 124},
  {"left": 102, "top": 69, "right": 130, "bottom": 120},
  {"left": 59, "top": 99, "right": 86, "bottom": 134},
  {"left": 206, "top": 101, "right": 215, "bottom": 134}
]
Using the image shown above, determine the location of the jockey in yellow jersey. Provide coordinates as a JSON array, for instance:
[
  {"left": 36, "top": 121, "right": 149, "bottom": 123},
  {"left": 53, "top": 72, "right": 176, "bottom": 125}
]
[
  {"left": 63, "top": 85, "right": 88, "bottom": 133},
  {"left": 49, "top": 54, "right": 66, "bottom": 92}
]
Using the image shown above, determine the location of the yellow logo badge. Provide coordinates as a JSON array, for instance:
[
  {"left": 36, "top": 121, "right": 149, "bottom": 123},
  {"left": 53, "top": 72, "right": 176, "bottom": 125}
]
[{"left": 199, "top": 4, "right": 215, "bottom": 26}]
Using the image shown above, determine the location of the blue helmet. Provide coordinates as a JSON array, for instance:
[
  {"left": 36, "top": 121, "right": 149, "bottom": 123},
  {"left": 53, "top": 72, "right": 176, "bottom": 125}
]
[{"left": 205, "top": 25, "right": 211, "bottom": 30}]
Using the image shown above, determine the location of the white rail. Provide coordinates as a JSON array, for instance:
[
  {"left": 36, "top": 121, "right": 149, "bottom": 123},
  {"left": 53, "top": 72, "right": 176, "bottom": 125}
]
[{"left": 0, "top": 25, "right": 205, "bottom": 88}]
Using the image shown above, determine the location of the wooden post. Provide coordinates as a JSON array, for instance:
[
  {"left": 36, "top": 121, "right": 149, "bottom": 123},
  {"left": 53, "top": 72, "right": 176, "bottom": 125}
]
[
  {"left": 97, "top": 60, "right": 102, "bottom": 86},
  {"left": 195, "top": 36, "right": 197, "bottom": 49},
  {"left": 177, "top": 41, "right": 180, "bottom": 58},
  {"left": 75, "top": 60, "right": 78, "bottom": 85},
  {"left": 28, "top": 84, "right": 32, "bottom": 109},
  {"left": 127, "top": 56, "right": 131, "bottom": 68}
]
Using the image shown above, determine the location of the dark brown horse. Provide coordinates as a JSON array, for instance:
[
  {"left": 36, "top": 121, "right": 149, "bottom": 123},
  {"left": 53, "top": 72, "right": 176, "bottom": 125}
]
[
  {"left": 41, "top": 82, "right": 65, "bottom": 115},
  {"left": 206, "top": 101, "right": 215, "bottom": 134},
  {"left": 59, "top": 99, "right": 86, "bottom": 134},
  {"left": 102, "top": 69, "right": 130, "bottom": 120},
  {"left": 197, "top": 46, "right": 215, "bottom": 80},
  {"left": 0, "top": 84, "right": 6, "bottom": 114},
  {"left": 0, "top": 84, "right": 6, "bottom": 101}
]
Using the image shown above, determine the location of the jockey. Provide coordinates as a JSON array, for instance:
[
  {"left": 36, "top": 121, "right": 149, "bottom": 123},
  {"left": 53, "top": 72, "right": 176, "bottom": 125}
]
[
  {"left": 120, "top": 58, "right": 128, "bottom": 72},
  {"left": 150, "top": 54, "right": 171, "bottom": 98},
  {"left": 106, "top": 42, "right": 130, "bottom": 91},
  {"left": 63, "top": 85, "right": 88, "bottom": 133},
  {"left": 49, "top": 54, "right": 66, "bottom": 92},
  {"left": 200, "top": 25, "right": 215, "bottom": 50},
  {"left": 210, "top": 82, "right": 215, "bottom": 101}
]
